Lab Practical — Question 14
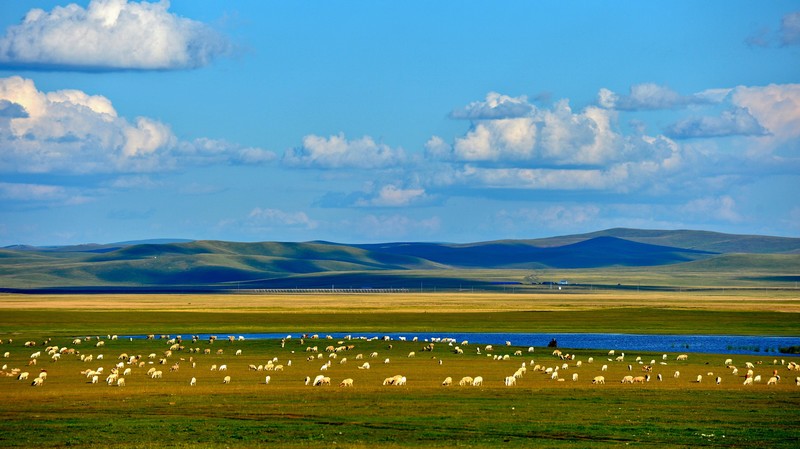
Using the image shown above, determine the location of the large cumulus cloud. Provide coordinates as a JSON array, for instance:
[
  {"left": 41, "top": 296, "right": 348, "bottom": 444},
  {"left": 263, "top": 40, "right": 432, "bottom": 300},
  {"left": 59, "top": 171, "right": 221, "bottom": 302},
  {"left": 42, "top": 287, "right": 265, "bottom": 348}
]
[
  {"left": 0, "top": 76, "right": 273, "bottom": 173},
  {"left": 0, "top": 0, "right": 231, "bottom": 71}
]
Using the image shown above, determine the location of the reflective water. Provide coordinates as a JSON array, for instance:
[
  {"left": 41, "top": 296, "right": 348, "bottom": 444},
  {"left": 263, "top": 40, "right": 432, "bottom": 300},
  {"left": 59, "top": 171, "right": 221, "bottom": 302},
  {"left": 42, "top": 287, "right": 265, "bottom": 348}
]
[{"left": 135, "top": 332, "right": 800, "bottom": 356}]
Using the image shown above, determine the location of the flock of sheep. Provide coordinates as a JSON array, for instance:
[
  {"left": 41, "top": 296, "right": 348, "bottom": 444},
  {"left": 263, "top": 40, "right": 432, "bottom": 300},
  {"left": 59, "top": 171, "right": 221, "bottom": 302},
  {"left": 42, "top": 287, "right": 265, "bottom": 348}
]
[{"left": 1, "top": 334, "right": 799, "bottom": 391}]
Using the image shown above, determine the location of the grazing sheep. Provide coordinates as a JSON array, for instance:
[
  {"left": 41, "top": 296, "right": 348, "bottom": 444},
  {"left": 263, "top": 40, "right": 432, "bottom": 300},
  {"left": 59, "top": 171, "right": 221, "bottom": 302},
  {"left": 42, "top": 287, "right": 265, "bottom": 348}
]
[
  {"left": 505, "top": 376, "right": 516, "bottom": 386},
  {"left": 696, "top": 375, "right": 702, "bottom": 383},
  {"left": 743, "top": 377, "right": 753, "bottom": 386},
  {"left": 676, "top": 354, "right": 688, "bottom": 361},
  {"left": 621, "top": 375, "right": 634, "bottom": 384},
  {"left": 223, "top": 376, "right": 231, "bottom": 384},
  {"left": 716, "top": 376, "right": 721, "bottom": 385},
  {"left": 407, "top": 352, "right": 415, "bottom": 358},
  {"left": 601, "top": 364, "right": 608, "bottom": 372},
  {"left": 442, "top": 376, "right": 453, "bottom": 386},
  {"left": 339, "top": 378, "right": 353, "bottom": 387},
  {"left": 795, "top": 377, "right": 799, "bottom": 386},
  {"left": 632, "top": 376, "right": 646, "bottom": 383},
  {"left": 218, "top": 364, "right": 227, "bottom": 371},
  {"left": 210, "top": 364, "right": 217, "bottom": 371},
  {"left": 358, "top": 362, "right": 370, "bottom": 370},
  {"left": 31, "top": 377, "right": 44, "bottom": 387},
  {"left": 459, "top": 376, "right": 474, "bottom": 386},
  {"left": 190, "top": 377, "right": 196, "bottom": 386},
  {"left": 657, "top": 373, "right": 663, "bottom": 381},
  {"left": 151, "top": 370, "right": 162, "bottom": 379},
  {"left": 91, "top": 375, "right": 99, "bottom": 384},
  {"left": 724, "top": 358, "right": 733, "bottom": 365},
  {"left": 116, "top": 378, "right": 125, "bottom": 387},
  {"left": 18, "top": 372, "right": 29, "bottom": 381},
  {"left": 265, "top": 376, "right": 271, "bottom": 385},
  {"left": 767, "top": 376, "right": 779, "bottom": 385},
  {"left": 674, "top": 371, "right": 680, "bottom": 378},
  {"left": 235, "top": 350, "right": 242, "bottom": 356},
  {"left": 472, "top": 376, "right": 483, "bottom": 386},
  {"left": 587, "top": 357, "right": 593, "bottom": 364},
  {"left": 754, "top": 375, "right": 762, "bottom": 383},
  {"left": 592, "top": 376, "right": 605, "bottom": 384}
]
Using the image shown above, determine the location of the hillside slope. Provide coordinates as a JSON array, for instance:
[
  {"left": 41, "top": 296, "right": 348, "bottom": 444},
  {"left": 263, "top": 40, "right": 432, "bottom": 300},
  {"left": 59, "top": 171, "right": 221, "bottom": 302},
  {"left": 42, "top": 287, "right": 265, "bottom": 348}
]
[{"left": 1, "top": 229, "right": 798, "bottom": 290}]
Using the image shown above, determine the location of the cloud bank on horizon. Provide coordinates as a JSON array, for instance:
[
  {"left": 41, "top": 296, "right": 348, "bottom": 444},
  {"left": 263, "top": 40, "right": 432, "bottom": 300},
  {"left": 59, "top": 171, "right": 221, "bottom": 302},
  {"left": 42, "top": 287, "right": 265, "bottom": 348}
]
[{"left": 0, "top": 1, "right": 798, "bottom": 245}]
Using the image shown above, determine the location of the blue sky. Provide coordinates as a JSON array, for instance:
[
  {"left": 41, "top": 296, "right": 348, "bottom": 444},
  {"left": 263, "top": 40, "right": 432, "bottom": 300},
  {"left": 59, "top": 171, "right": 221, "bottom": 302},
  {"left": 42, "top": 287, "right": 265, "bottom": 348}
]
[{"left": 0, "top": 0, "right": 798, "bottom": 246}]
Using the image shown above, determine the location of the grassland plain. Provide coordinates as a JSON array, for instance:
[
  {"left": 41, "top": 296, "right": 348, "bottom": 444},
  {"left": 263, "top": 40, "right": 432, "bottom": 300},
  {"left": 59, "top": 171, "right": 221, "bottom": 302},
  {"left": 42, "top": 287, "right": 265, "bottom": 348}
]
[{"left": 0, "top": 291, "right": 798, "bottom": 448}]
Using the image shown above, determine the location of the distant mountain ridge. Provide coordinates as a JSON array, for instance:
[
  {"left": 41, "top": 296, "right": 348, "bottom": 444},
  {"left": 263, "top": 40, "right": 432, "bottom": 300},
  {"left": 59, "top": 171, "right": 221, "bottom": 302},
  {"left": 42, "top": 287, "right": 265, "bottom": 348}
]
[{"left": 1, "top": 228, "right": 798, "bottom": 290}]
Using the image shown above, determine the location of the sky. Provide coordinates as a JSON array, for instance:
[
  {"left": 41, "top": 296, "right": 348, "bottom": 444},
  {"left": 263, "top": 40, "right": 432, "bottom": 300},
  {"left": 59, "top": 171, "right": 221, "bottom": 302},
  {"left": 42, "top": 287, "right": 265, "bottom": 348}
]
[{"left": 0, "top": 0, "right": 798, "bottom": 246}]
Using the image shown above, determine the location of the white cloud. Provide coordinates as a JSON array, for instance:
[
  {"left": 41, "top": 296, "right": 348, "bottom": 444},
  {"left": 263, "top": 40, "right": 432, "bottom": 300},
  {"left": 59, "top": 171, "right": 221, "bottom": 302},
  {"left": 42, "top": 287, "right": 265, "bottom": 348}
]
[
  {"left": 681, "top": 196, "right": 742, "bottom": 223},
  {"left": 453, "top": 118, "right": 537, "bottom": 161},
  {"left": 730, "top": 84, "right": 800, "bottom": 145},
  {"left": 0, "top": 76, "right": 272, "bottom": 173},
  {"left": 666, "top": 107, "right": 768, "bottom": 139},
  {"left": 283, "top": 133, "right": 405, "bottom": 169},
  {"left": 248, "top": 207, "right": 318, "bottom": 230},
  {"left": 455, "top": 164, "right": 633, "bottom": 191},
  {"left": 446, "top": 98, "right": 628, "bottom": 166},
  {"left": 0, "top": 0, "right": 231, "bottom": 71},
  {"left": 598, "top": 83, "right": 711, "bottom": 110},
  {"left": 355, "top": 185, "right": 427, "bottom": 207},
  {"left": 450, "top": 92, "right": 534, "bottom": 120},
  {"left": 0, "top": 181, "right": 90, "bottom": 205}
]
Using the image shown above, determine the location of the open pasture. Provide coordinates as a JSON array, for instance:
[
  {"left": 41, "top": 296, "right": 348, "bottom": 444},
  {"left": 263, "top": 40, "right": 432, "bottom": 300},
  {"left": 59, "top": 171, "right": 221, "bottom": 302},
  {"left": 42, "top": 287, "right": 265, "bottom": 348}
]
[
  {"left": 0, "top": 291, "right": 798, "bottom": 448},
  {"left": 1, "top": 330, "right": 799, "bottom": 448}
]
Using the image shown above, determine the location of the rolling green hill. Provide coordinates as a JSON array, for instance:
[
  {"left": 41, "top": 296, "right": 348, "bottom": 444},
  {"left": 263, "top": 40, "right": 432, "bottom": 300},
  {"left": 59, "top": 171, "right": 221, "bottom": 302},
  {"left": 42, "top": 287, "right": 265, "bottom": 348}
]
[{"left": 1, "top": 229, "right": 798, "bottom": 291}]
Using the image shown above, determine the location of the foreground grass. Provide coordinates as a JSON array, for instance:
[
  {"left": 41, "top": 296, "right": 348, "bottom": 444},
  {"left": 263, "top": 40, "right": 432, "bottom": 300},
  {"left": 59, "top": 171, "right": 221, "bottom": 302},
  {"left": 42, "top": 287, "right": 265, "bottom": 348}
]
[
  {"left": 1, "top": 334, "right": 798, "bottom": 448},
  {"left": 0, "top": 292, "right": 798, "bottom": 448}
]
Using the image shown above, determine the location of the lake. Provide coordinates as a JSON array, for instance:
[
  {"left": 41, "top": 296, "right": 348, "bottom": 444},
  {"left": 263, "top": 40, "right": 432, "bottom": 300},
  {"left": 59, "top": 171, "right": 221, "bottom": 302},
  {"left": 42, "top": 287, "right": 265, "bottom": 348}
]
[{"left": 135, "top": 332, "right": 800, "bottom": 356}]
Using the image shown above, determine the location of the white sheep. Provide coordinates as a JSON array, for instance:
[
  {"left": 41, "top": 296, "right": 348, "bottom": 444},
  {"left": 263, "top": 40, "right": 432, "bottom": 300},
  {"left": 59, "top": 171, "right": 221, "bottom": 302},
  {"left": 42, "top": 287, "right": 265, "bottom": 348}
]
[
  {"left": 31, "top": 377, "right": 44, "bottom": 387},
  {"left": 339, "top": 378, "right": 353, "bottom": 387},
  {"left": 592, "top": 376, "right": 605, "bottom": 384},
  {"left": 116, "top": 378, "right": 126, "bottom": 387},
  {"left": 767, "top": 376, "right": 779, "bottom": 385},
  {"left": 716, "top": 376, "right": 721, "bottom": 385},
  {"left": 473, "top": 376, "right": 483, "bottom": 386},
  {"left": 621, "top": 375, "right": 634, "bottom": 384},
  {"left": 676, "top": 354, "right": 688, "bottom": 361},
  {"left": 91, "top": 375, "right": 99, "bottom": 384},
  {"left": 18, "top": 372, "right": 29, "bottom": 381},
  {"left": 223, "top": 376, "right": 231, "bottom": 384},
  {"left": 696, "top": 374, "right": 702, "bottom": 383},
  {"left": 657, "top": 373, "right": 663, "bottom": 381},
  {"left": 265, "top": 376, "right": 271, "bottom": 385},
  {"left": 218, "top": 364, "right": 227, "bottom": 371},
  {"left": 459, "top": 376, "right": 474, "bottom": 386},
  {"left": 754, "top": 375, "right": 762, "bottom": 383},
  {"left": 190, "top": 377, "right": 196, "bottom": 386},
  {"left": 358, "top": 362, "right": 370, "bottom": 370},
  {"left": 442, "top": 376, "right": 453, "bottom": 386},
  {"left": 572, "top": 373, "right": 578, "bottom": 382},
  {"left": 601, "top": 364, "right": 608, "bottom": 372},
  {"left": 743, "top": 377, "right": 753, "bottom": 386},
  {"left": 504, "top": 376, "right": 516, "bottom": 386},
  {"left": 674, "top": 371, "right": 680, "bottom": 378}
]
